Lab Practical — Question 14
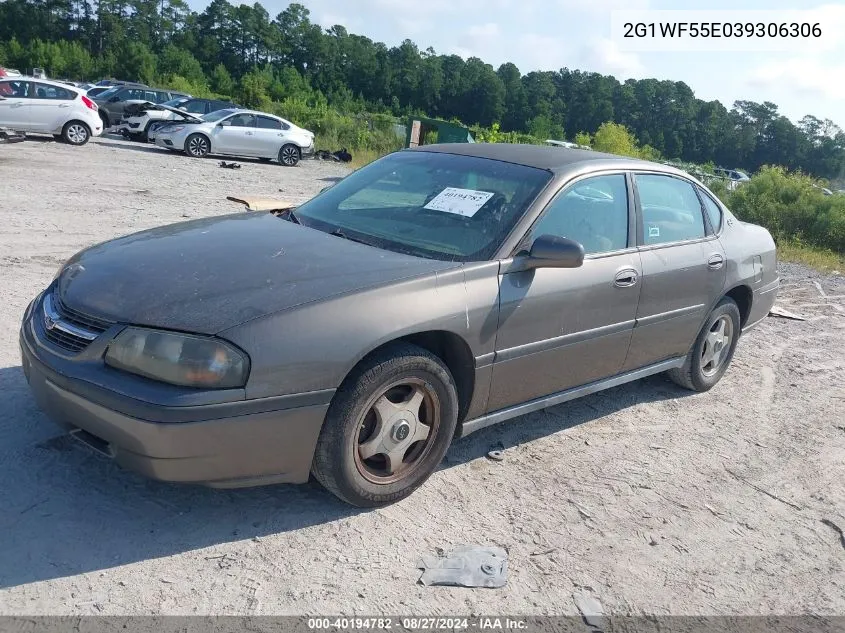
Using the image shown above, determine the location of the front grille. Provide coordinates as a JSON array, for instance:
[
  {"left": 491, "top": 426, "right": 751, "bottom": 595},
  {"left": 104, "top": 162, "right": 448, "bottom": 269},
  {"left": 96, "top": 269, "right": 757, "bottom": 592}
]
[
  {"left": 53, "top": 294, "right": 111, "bottom": 333},
  {"left": 43, "top": 326, "right": 91, "bottom": 352},
  {"left": 41, "top": 292, "right": 112, "bottom": 353}
]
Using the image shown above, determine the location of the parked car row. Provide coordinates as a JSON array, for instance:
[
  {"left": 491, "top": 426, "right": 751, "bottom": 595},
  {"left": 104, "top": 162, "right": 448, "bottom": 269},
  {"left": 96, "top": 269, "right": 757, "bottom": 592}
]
[{"left": 0, "top": 74, "right": 317, "bottom": 165}]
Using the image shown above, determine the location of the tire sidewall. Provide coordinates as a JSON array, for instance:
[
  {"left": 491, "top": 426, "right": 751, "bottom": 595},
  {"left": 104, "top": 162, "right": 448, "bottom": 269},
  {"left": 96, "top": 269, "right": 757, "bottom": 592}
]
[
  {"left": 62, "top": 121, "right": 90, "bottom": 146},
  {"left": 318, "top": 350, "right": 458, "bottom": 506},
  {"left": 689, "top": 299, "right": 741, "bottom": 390},
  {"left": 185, "top": 133, "right": 209, "bottom": 157},
  {"left": 279, "top": 144, "right": 300, "bottom": 166}
]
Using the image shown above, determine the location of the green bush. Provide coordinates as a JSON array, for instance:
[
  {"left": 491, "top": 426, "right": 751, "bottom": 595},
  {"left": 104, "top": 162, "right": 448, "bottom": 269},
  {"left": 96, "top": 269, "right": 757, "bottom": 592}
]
[{"left": 716, "top": 166, "right": 845, "bottom": 254}]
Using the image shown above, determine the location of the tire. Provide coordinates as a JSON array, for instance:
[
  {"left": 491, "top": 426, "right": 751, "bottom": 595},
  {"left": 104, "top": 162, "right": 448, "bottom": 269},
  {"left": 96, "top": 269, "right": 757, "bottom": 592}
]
[
  {"left": 311, "top": 342, "right": 459, "bottom": 507},
  {"left": 279, "top": 143, "right": 300, "bottom": 167},
  {"left": 667, "top": 297, "right": 741, "bottom": 392},
  {"left": 99, "top": 112, "right": 109, "bottom": 130},
  {"left": 140, "top": 121, "right": 153, "bottom": 142},
  {"left": 62, "top": 121, "right": 90, "bottom": 146},
  {"left": 185, "top": 133, "right": 210, "bottom": 158}
]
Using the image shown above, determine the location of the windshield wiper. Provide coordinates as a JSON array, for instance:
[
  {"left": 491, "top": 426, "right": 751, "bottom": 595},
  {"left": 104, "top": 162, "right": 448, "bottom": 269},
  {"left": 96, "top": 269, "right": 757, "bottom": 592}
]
[
  {"left": 330, "top": 228, "right": 373, "bottom": 246},
  {"left": 278, "top": 208, "right": 301, "bottom": 224}
]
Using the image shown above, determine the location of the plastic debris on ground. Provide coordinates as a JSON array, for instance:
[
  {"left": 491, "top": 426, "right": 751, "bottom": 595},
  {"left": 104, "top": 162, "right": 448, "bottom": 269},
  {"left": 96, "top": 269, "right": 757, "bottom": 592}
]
[{"left": 417, "top": 545, "right": 507, "bottom": 588}]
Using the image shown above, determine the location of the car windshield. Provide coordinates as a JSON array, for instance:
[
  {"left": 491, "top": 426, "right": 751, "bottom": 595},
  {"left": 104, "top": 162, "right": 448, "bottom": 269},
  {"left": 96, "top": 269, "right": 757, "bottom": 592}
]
[
  {"left": 294, "top": 151, "right": 552, "bottom": 261},
  {"left": 203, "top": 108, "right": 237, "bottom": 122}
]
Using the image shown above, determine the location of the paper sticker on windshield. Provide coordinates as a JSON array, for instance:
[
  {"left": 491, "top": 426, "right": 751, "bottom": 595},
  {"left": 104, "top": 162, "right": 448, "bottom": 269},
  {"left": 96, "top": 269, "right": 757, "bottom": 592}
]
[{"left": 424, "top": 188, "right": 495, "bottom": 217}]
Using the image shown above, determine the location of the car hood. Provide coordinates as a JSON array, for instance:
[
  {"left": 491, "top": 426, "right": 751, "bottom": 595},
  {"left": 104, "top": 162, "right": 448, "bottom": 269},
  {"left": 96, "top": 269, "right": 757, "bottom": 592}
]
[{"left": 57, "top": 213, "right": 458, "bottom": 334}]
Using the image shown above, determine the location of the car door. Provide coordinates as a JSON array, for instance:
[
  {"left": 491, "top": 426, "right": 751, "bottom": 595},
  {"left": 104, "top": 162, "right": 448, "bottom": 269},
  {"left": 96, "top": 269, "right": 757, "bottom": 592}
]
[
  {"left": 254, "top": 115, "right": 285, "bottom": 157},
  {"left": 28, "top": 82, "right": 77, "bottom": 132},
  {"left": 487, "top": 172, "right": 643, "bottom": 413},
  {"left": 621, "top": 172, "right": 727, "bottom": 372},
  {"left": 212, "top": 112, "right": 256, "bottom": 155},
  {"left": 0, "top": 80, "right": 34, "bottom": 129}
]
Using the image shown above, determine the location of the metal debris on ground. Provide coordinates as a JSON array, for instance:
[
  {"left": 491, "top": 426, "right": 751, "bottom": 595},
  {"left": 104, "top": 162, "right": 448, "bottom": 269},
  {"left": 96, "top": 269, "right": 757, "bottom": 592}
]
[
  {"left": 314, "top": 148, "right": 353, "bottom": 163},
  {"left": 219, "top": 161, "right": 241, "bottom": 169},
  {"left": 768, "top": 306, "right": 807, "bottom": 321},
  {"left": 486, "top": 449, "right": 505, "bottom": 461},
  {"left": 0, "top": 127, "right": 25, "bottom": 143},
  {"left": 417, "top": 545, "right": 507, "bottom": 588}
]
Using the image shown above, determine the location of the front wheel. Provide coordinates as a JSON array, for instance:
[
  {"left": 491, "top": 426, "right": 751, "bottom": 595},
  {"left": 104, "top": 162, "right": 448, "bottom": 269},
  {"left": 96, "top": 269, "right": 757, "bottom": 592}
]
[
  {"left": 667, "top": 297, "right": 741, "bottom": 392},
  {"left": 62, "top": 121, "right": 90, "bottom": 146},
  {"left": 279, "top": 143, "right": 300, "bottom": 167},
  {"left": 311, "top": 343, "right": 459, "bottom": 507},
  {"left": 185, "top": 133, "right": 210, "bottom": 158}
]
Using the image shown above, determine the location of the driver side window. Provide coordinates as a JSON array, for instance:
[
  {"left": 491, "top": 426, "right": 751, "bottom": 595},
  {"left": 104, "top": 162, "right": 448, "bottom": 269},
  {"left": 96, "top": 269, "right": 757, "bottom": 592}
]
[{"left": 530, "top": 174, "right": 629, "bottom": 255}]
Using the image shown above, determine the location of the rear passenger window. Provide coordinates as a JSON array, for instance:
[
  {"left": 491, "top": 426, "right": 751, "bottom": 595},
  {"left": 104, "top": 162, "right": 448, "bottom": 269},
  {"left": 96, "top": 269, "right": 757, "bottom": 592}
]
[
  {"left": 530, "top": 174, "right": 629, "bottom": 255},
  {"left": 33, "top": 83, "right": 75, "bottom": 100},
  {"left": 635, "top": 174, "right": 706, "bottom": 245},
  {"left": 257, "top": 116, "right": 282, "bottom": 130},
  {"left": 699, "top": 189, "right": 723, "bottom": 232}
]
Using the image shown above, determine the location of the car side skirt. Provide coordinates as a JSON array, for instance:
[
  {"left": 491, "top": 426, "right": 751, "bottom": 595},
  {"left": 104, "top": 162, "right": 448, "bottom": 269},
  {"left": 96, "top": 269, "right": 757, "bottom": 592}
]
[{"left": 460, "top": 357, "right": 685, "bottom": 437}]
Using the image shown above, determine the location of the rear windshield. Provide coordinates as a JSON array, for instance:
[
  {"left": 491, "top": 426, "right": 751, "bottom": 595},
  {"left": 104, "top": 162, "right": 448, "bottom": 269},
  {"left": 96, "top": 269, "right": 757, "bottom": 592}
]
[{"left": 295, "top": 150, "right": 551, "bottom": 261}]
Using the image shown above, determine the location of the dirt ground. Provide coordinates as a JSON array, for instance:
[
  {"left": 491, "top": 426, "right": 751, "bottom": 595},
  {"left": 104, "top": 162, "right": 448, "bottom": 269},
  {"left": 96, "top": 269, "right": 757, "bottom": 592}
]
[{"left": 0, "top": 135, "right": 843, "bottom": 617}]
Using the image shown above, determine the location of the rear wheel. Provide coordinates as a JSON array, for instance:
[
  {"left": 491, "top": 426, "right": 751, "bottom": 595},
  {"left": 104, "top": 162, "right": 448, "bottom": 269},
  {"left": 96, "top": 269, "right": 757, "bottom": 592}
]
[
  {"left": 279, "top": 143, "right": 300, "bottom": 167},
  {"left": 185, "top": 133, "right": 210, "bottom": 158},
  {"left": 667, "top": 298, "right": 741, "bottom": 392},
  {"left": 62, "top": 121, "right": 90, "bottom": 146},
  {"left": 311, "top": 343, "right": 459, "bottom": 507}
]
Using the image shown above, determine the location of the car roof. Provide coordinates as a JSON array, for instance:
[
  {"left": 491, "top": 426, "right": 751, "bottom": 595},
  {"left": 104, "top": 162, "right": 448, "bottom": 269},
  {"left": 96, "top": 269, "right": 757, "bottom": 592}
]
[
  {"left": 0, "top": 76, "right": 83, "bottom": 93},
  {"left": 409, "top": 143, "right": 693, "bottom": 179}
]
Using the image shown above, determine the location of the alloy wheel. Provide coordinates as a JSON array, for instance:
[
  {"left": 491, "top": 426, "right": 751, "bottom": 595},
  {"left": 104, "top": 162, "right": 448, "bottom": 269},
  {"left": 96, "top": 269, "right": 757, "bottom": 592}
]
[
  {"left": 354, "top": 378, "right": 440, "bottom": 484},
  {"left": 280, "top": 145, "right": 299, "bottom": 166},
  {"left": 66, "top": 124, "right": 88, "bottom": 144},
  {"left": 188, "top": 135, "right": 209, "bottom": 157},
  {"left": 701, "top": 315, "right": 733, "bottom": 376}
]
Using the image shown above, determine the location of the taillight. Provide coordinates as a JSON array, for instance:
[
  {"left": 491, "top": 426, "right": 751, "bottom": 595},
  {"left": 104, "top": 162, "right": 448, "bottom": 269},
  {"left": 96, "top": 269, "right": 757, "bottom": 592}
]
[{"left": 81, "top": 95, "right": 97, "bottom": 111}]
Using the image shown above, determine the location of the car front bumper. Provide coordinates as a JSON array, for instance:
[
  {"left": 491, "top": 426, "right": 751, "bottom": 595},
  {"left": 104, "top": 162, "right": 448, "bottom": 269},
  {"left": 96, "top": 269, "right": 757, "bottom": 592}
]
[{"left": 19, "top": 295, "right": 331, "bottom": 488}]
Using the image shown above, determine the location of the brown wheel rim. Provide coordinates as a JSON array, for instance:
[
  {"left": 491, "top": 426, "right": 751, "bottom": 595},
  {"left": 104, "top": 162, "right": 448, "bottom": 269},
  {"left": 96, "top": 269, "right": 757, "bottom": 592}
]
[{"left": 353, "top": 377, "right": 441, "bottom": 485}]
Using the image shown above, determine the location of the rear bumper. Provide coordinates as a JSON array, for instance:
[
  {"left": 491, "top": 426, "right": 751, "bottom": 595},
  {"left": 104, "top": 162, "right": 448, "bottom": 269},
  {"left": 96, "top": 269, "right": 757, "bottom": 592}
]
[
  {"left": 743, "top": 277, "right": 780, "bottom": 332},
  {"left": 20, "top": 302, "right": 331, "bottom": 488}
]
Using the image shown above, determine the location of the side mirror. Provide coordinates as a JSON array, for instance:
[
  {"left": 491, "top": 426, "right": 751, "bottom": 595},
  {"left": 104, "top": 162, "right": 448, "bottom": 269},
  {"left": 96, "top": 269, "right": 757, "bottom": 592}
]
[
  {"left": 218, "top": 120, "right": 231, "bottom": 127},
  {"left": 522, "top": 234, "right": 584, "bottom": 269}
]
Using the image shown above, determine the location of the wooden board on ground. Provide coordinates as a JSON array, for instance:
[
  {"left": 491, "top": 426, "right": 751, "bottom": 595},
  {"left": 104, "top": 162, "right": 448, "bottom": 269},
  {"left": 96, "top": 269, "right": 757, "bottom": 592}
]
[{"left": 227, "top": 195, "right": 296, "bottom": 212}]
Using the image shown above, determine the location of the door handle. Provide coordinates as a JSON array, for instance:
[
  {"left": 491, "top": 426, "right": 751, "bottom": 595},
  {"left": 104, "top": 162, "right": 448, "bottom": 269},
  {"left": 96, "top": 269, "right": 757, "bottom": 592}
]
[
  {"left": 614, "top": 268, "right": 639, "bottom": 288},
  {"left": 59, "top": 103, "right": 71, "bottom": 108},
  {"left": 245, "top": 131, "right": 253, "bottom": 135},
  {"left": 707, "top": 253, "right": 725, "bottom": 270}
]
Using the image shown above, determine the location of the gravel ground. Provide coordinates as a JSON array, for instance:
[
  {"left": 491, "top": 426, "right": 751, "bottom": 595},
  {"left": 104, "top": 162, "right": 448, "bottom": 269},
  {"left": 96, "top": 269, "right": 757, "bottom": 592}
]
[{"left": 0, "top": 135, "right": 843, "bottom": 617}]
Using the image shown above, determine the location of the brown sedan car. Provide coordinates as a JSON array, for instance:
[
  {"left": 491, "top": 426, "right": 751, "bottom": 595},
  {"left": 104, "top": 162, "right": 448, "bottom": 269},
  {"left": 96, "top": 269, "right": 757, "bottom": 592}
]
[{"left": 21, "top": 144, "right": 779, "bottom": 506}]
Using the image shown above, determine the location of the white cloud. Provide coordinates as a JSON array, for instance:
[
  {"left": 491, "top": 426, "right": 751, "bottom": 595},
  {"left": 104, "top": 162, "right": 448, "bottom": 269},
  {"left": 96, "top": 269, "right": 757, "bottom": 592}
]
[
  {"left": 747, "top": 57, "right": 845, "bottom": 102},
  {"left": 467, "top": 23, "right": 500, "bottom": 38},
  {"left": 577, "top": 37, "right": 644, "bottom": 78}
]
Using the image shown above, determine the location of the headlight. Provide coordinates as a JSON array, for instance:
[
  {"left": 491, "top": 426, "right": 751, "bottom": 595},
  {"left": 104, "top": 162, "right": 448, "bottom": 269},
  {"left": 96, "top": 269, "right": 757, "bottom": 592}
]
[{"left": 105, "top": 327, "right": 249, "bottom": 389}]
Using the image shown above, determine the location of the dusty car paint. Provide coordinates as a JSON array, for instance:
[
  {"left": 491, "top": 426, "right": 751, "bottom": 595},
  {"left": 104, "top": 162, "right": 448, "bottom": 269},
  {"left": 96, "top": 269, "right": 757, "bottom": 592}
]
[{"left": 21, "top": 144, "right": 778, "bottom": 490}]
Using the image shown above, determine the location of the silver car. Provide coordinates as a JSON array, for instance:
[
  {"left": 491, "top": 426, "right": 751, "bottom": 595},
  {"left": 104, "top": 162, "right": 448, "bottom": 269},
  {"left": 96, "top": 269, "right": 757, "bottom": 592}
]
[{"left": 155, "top": 108, "right": 315, "bottom": 166}]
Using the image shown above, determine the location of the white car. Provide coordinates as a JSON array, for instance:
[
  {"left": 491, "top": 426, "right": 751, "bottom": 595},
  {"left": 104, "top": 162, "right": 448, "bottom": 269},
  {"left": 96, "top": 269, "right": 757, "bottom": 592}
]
[
  {"left": 0, "top": 77, "right": 103, "bottom": 145},
  {"left": 155, "top": 108, "right": 315, "bottom": 166},
  {"left": 117, "top": 97, "right": 239, "bottom": 142}
]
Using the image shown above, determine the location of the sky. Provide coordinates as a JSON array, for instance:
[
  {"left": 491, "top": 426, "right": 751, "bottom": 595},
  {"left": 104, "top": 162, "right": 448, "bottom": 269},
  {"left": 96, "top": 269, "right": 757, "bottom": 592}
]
[{"left": 189, "top": 0, "right": 845, "bottom": 128}]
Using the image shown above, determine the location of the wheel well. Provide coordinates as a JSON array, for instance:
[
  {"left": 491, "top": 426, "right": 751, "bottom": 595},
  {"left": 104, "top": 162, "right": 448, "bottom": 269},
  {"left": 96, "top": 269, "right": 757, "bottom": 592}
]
[
  {"left": 64, "top": 120, "right": 90, "bottom": 131},
  {"left": 99, "top": 111, "right": 109, "bottom": 126},
  {"left": 358, "top": 331, "right": 476, "bottom": 424},
  {"left": 185, "top": 132, "right": 210, "bottom": 149},
  {"left": 724, "top": 285, "right": 752, "bottom": 327}
]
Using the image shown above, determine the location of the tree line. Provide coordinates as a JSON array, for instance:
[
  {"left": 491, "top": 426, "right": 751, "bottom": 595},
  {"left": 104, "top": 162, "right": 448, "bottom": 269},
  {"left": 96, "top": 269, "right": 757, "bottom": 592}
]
[{"left": 2, "top": 0, "right": 845, "bottom": 183}]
